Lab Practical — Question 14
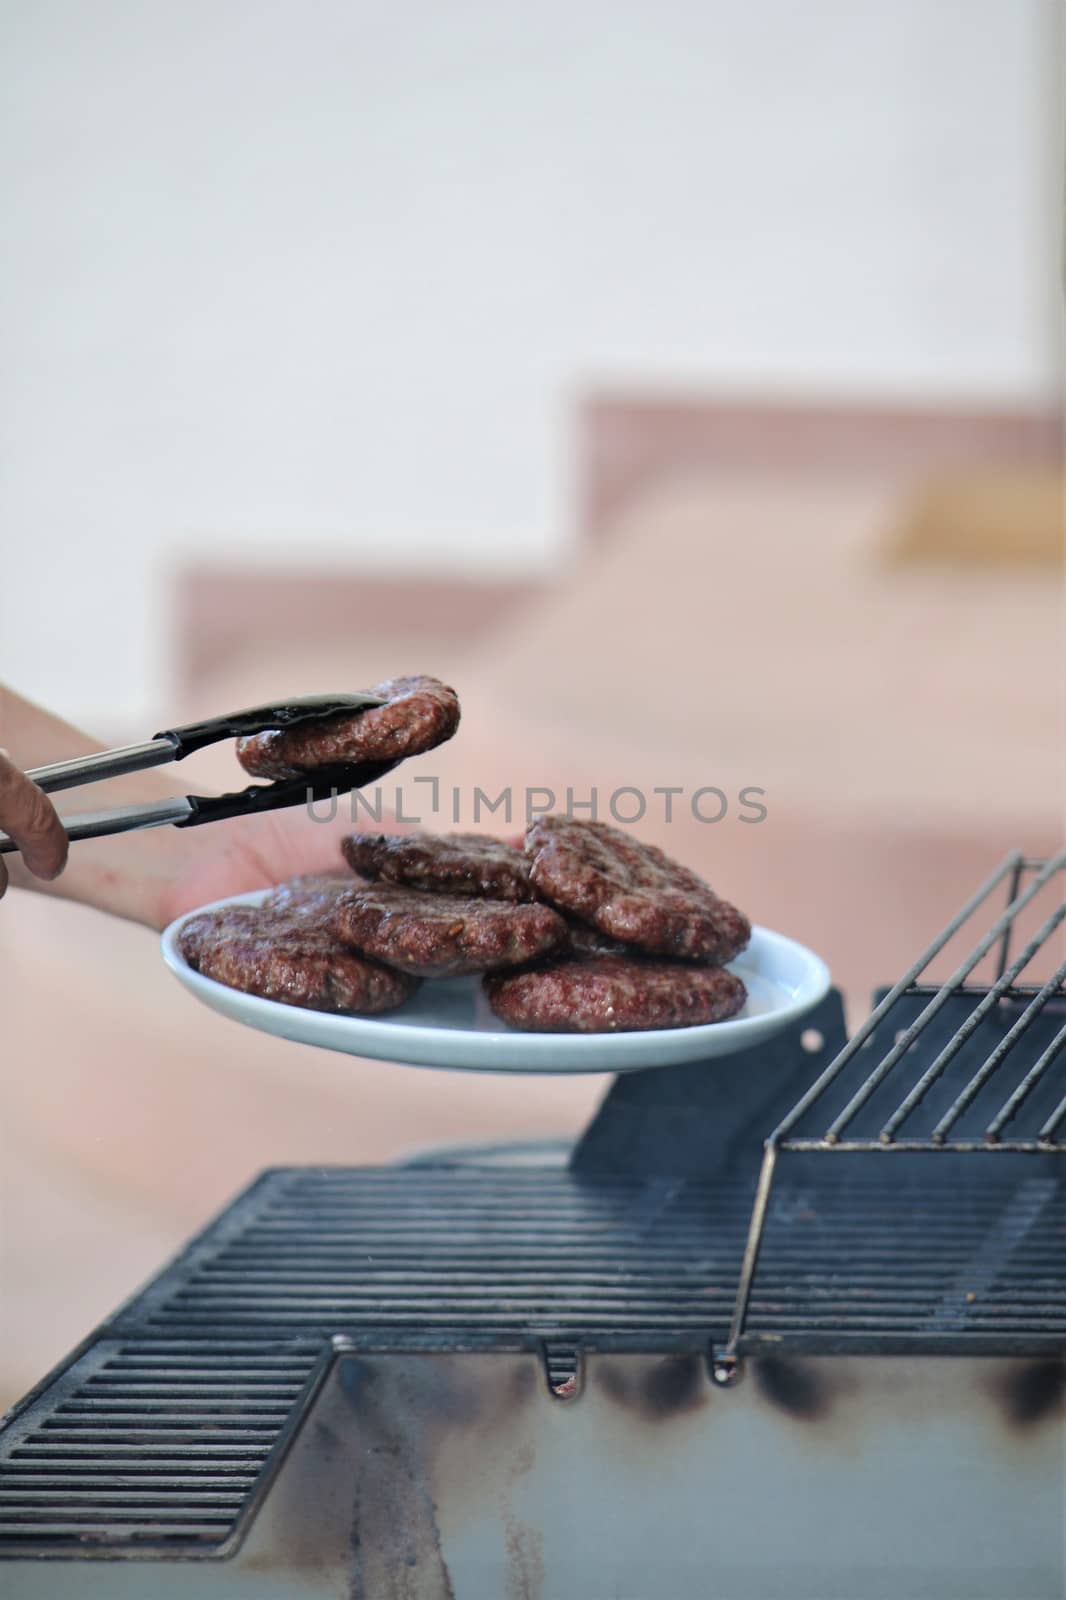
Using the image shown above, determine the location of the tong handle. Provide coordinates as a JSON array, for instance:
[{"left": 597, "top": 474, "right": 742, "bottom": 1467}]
[
  {"left": 29, "top": 738, "right": 181, "bottom": 795},
  {"left": 0, "top": 759, "right": 398, "bottom": 853},
  {"left": 0, "top": 796, "right": 194, "bottom": 853}
]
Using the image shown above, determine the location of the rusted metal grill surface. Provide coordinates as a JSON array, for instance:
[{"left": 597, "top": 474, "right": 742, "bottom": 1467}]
[
  {"left": 0, "top": 1340, "right": 322, "bottom": 1550},
  {"left": 108, "top": 1165, "right": 1066, "bottom": 1353}
]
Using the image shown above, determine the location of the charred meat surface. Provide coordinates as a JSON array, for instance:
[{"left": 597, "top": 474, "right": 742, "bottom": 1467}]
[
  {"left": 236, "top": 675, "right": 459, "bottom": 780},
  {"left": 331, "top": 882, "right": 567, "bottom": 978},
  {"left": 485, "top": 955, "right": 747, "bottom": 1033},
  {"left": 526, "top": 815, "right": 750, "bottom": 963},
  {"left": 178, "top": 902, "right": 418, "bottom": 1013},
  {"left": 342, "top": 830, "right": 533, "bottom": 902}
]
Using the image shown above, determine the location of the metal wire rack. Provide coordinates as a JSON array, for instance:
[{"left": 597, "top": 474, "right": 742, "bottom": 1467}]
[{"left": 714, "top": 849, "right": 1066, "bottom": 1380}]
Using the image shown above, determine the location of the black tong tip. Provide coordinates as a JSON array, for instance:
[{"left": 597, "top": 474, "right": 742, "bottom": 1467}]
[{"left": 157, "top": 693, "right": 387, "bottom": 760}]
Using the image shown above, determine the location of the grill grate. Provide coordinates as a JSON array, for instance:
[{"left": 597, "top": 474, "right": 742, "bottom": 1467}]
[
  {"left": 103, "top": 1166, "right": 1066, "bottom": 1352},
  {"left": 0, "top": 1341, "right": 322, "bottom": 1551},
  {"left": 717, "top": 851, "right": 1066, "bottom": 1376},
  {"left": 773, "top": 852, "right": 1065, "bottom": 1154}
]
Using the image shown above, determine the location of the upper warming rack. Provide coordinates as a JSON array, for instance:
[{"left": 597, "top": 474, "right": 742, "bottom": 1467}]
[{"left": 715, "top": 849, "right": 1066, "bottom": 1377}]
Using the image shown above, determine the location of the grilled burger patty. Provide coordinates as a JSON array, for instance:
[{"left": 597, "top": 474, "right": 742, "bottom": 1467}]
[
  {"left": 178, "top": 902, "right": 418, "bottom": 1014},
  {"left": 559, "top": 913, "right": 630, "bottom": 959},
  {"left": 526, "top": 815, "right": 750, "bottom": 964},
  {"left": 262, "top": 871, "right": 362, "bottom": 916},
  {"left": 484, "top": 955, "right": 747, "bottom": 1033},
  {"left": 331, "top": 882, "right": 567, "bottom": 978},
  {"left": 342, "top": 830, "right": 533, "bottom": 902},
  {"left": 236, "top": 674, "right": 459, "bottom": 781}
]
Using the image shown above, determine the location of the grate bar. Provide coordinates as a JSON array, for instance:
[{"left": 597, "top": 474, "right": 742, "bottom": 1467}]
[
  {"left": 1, "top": 1524, "right": 236, "bottom": 1538},
  {"left": 203, "top": 1233, "right": 970, "bottom": 1258},
  {"left": 181, "top": 1251, "right": 1066, "bottom": 1276},
  {"left": 778, "top": 1139, "right": 1059, "bottom": 1154},
  {"left": 55, "top": 1400, "right": 295, "bottom": 1415},
  {"left": 38, "top": 1428, "right": 283, "bottom": 1442},
  {"left": 184, "top": 1256, "right": 1062, "bottom": 1283},
  {"left": 986, "top": 1022, "right": 1066, "bottom": 1141},
  {"left": 0, "top": 1470, "right": 261, "bottom": 1485},
  {"left": 1038, "top": 1093, "right": 1066, "bottom": 1142},
  {"left": 0, "top": 1492, "right": 246, "bottom": 1508},
  {"left": 0, "top": 1520, "right": 234, "bottom": 1538},
  {"left": 8, "top": 1445, "right": 273, "bottom": 1461},
  {"left": 992, "top": 856, "right": 1026, "bottom": 979}
]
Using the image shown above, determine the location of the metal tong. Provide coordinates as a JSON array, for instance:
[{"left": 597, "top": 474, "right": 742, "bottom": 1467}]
[{"left": 0, "top": 693, "right": 393, "bottom": 854}]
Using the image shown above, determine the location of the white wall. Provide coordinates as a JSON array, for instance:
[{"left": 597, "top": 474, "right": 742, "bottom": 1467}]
[{"left": 1, "top": 0, "right": 1056, "bottom": 725}]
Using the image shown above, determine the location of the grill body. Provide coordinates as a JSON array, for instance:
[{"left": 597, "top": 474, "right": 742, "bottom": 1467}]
[
  {"left": 0, "top": 1155, "right": 1062, "bottom": 1597},
  {"left": 3, "top": 848, "right": 1065, "bottom": 1599}
]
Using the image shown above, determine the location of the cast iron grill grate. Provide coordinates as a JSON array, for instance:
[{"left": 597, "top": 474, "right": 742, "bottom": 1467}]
[
  {"left": 0, "top": 1340, "right": 322, "bottom": 1551},
  {"left": 108, "top": 1165, "right": 1066, "bottom": 1353},
  {"left": 717, "top": 851, "right": 1066, "bottom": 1374}
]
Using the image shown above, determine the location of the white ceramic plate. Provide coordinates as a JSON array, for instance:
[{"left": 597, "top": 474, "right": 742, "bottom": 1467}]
[{"left": 161, "top": 891, "right": 830, "bottom": 1075}]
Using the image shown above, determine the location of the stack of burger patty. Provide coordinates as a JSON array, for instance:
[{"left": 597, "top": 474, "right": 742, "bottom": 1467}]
[{"left": 178, "top": 674, "right": 750, "bottom": 1032}]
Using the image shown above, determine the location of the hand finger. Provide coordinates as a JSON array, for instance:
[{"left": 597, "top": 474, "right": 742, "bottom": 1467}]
[{"left": 0, "top": 752, "right": 69, "bottom": 881}]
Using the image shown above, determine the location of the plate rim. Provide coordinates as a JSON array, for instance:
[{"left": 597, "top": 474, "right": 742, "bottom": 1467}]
[{"left": 160, "top": 888, "right": 832, "bottom": 1073}]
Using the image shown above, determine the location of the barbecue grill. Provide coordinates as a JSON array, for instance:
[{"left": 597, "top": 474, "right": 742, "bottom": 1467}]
[{"left": 1, "top": 851, "right": 1063, "bottom": 1598}]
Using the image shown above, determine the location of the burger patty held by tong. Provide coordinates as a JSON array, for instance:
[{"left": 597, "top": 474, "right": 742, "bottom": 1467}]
[{"left": 236, "top": 675, "right": 459, "bottom": 781}]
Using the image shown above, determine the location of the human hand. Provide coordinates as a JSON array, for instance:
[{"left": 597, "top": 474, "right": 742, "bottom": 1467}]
[
  {"left": 153, "top": 802, "right": 398, "bottom": 930},
  {"left": 0, "top": 751, "right": 68, "bottom": 902},
  {"left": 0, "top": 682, "right": 408, "bottom": 929}
]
